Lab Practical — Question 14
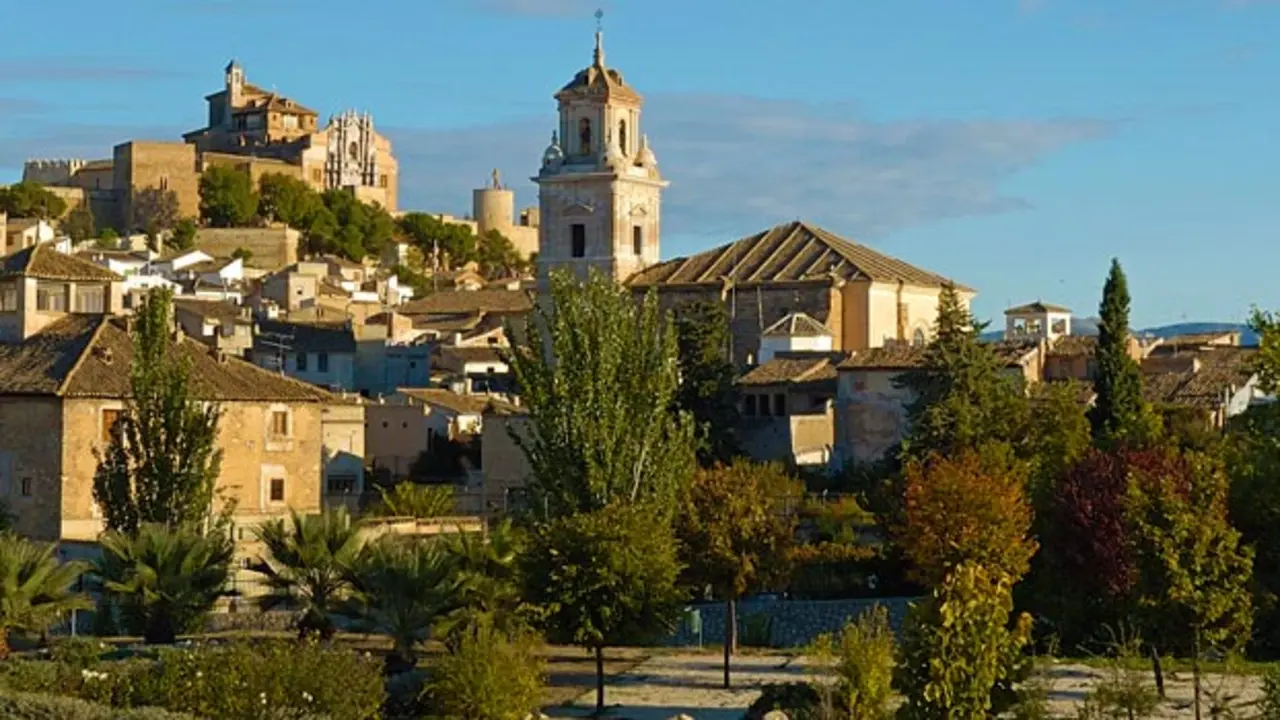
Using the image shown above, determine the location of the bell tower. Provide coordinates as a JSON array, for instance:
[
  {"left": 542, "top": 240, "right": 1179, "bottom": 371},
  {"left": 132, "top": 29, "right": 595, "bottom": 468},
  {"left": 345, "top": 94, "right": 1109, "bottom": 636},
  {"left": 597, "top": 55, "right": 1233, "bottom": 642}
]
[{"left": 533, "top": 20, "right": 667, "bottom": 291}]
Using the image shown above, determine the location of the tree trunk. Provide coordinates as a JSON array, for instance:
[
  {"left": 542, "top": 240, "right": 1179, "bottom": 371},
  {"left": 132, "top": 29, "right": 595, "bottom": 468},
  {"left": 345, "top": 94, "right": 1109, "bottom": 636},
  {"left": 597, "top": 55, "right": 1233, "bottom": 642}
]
[
  {"left": 595, "top": 645, "right": 606, "bottom": 713},
  {"left": 1193, "top": 629, "right": 1202, "bottom": 720},
  {"left": 723, "top": 596, "right": 736, "bottom": 689},
  {"left": 1150, "top": 645, "right": 1165, "bottom": 698},
  {"left": 0, "top": 629, "right": 9, "bottom": 660}
]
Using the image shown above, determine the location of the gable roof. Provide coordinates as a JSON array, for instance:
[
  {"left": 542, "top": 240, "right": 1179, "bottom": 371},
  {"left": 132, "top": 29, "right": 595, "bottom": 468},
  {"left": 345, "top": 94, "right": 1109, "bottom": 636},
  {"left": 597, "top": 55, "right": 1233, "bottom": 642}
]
[
  {"left": 398, "top": 388, "right": 520, "bottom": 416},
  {"left": 399, "top": 289, "right": 533, "bottom": 316},
  {"left": 838, "top": 344, "right": 927, "bottom": 371},
  {"left": 762, "top": 311, "right": 832, "bottom": 338},
  {"left": 256, "top": 319, "right": 356, "bottom": 354},
  {"left": 1, "top": 243, "right": 123, "bottom": 282},
  {"left": 627, "top": 221, "right": 970, "bottom": 290},
  {"left": 1142, "top": 347, "right": 1258, "bottom": 410},
  {"left": 738, "top": 356, "right": 839, "bottom": 386},
  {"left": 1006, "top": 301, "right": 1072, "bottom": 315},
  {"left": 173, "top": 298, "right": 248, "bottom": 325},
  {"left": 0, "top": 315, "right": 332, "bottom": 401}
]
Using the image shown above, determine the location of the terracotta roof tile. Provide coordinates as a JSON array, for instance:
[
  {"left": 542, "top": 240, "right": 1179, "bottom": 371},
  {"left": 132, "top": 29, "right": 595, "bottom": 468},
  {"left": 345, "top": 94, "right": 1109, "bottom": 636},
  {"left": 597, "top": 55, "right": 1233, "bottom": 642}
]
[
  {"left": 0, "top": 244, "right": 123, "bottom": 282},
  {"left": 628, "top": 221, "right": 971, "bottom": 291},
  {"left": 1143, "top": 347, "right": 1257, "bottom": 409},
  {"left": 398, "top": 388, "right": 520, "bottom": 416},
  {"left": 173, "top": 298, "right": 247, "bottom": 324},
  {"left": 0, "top": 316, "right": 332, "bottom": 401},
  {"left": 400, "top": 289, "right": 532, "bottom": 316},
  {"left": 1049, "top": 335, "right": 1098, "bottom": 358},
  {"left": 837, "top": 344, "right": 927, "bottom": 370},
  {"left": 738, "top": 356, "right": 838, "bottom": 386}
]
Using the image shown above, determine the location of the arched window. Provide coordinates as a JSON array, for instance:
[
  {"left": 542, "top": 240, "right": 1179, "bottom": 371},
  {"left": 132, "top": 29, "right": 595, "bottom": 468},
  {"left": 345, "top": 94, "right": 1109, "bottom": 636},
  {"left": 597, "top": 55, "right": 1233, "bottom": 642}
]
[
  {"left": 578, "top": 118, "right": 592, "bottom": 154},
  {"left": 912, "top": 328, "right": 926, "bottom": 347},
  {"left": 618, "top": 119, "right": 628, "bottom": 155}
]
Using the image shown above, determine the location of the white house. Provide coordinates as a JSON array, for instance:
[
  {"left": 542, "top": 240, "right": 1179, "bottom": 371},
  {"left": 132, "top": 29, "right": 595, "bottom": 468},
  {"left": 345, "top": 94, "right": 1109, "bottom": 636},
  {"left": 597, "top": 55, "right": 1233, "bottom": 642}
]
[
  {"left": 758, "top": 311, "right": 835, "bottom": 364},
  {"left": 3, "top": 218, "right": 56, "bottom": 254},
  {"left": 1005, "top": 301, "right": 1072, "bottom": 342},
  {"left": 252, "top": 319, "right": 359, "bottom": 392}
]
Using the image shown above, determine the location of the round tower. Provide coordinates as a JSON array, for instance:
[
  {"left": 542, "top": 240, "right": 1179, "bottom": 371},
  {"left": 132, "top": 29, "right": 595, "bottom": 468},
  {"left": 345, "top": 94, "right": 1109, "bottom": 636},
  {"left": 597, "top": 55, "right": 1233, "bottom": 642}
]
[{"left": 473, "top": 169, "right": 515, "bottom": 237}]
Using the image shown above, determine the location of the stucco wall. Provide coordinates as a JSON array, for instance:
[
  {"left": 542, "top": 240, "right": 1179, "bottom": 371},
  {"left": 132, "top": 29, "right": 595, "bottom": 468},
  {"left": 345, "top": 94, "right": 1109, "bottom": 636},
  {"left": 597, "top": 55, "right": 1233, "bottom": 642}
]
[
  {"left": 0, "top": 398, "right": 64, "bottom": 540},
  {"left": 834, "top": 368, "right": 915, "bottom": 466}
]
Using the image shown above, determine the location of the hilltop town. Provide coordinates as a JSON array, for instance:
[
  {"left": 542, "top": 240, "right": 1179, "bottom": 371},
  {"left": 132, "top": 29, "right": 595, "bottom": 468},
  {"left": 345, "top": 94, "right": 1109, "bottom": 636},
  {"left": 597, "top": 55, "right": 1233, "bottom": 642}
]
[{"left": 1, "top": 24, "right": 1278, "bottom": 720}]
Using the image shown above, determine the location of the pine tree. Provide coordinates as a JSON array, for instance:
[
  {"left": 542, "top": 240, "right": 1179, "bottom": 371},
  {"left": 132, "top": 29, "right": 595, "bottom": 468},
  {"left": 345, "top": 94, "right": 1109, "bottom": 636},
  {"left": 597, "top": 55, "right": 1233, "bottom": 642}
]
[
  {"left": 895, "top": 284, "right": 1027, "bottom": 459},
  {"left": 93, "top": 288, "right": 224, "bottom": 534},
  {"left": 1090, "top": 259, "right": 1160, "bottom": 448}
]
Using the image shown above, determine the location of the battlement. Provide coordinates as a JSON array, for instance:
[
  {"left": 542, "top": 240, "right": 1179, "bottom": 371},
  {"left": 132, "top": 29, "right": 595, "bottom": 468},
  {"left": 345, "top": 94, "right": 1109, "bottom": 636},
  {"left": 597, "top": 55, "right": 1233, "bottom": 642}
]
[{"left": 23, "top": 159, "right": 87, "bottom": 185}]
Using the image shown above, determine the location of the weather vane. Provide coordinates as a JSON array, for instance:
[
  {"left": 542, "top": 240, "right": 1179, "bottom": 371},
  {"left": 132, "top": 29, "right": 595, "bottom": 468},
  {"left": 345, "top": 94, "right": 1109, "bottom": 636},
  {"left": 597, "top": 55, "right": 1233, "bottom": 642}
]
[{"left": 595, "top": 8, "right": 604, "bottom": 31}]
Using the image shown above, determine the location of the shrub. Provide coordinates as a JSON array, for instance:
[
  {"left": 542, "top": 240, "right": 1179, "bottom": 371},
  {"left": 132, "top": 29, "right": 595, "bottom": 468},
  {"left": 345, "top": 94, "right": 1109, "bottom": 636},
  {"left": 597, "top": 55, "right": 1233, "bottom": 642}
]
[
  {"left": 1259, "top": 666, "right": 1280, "bottom": 719},
  {"left": 421, "top": 623, "right": 545, "bottom": 720},
  {"left": 46, "top": 637, "right": 110, "bottom": 668},
  {"left": 1075, "top": 637, "right": 1161, "bottom": 720},
  {"left": 0, "top": 692, "right": 194, "bottom": 720},
  {"left": 808, "top": 605, "right": 896, "bottom": 719},
  {"left": 896, "top": 562, "right": 1032, "bottom": 720},
  {"left": 745, "top": 682, "right": 825, "bottom": 720}
]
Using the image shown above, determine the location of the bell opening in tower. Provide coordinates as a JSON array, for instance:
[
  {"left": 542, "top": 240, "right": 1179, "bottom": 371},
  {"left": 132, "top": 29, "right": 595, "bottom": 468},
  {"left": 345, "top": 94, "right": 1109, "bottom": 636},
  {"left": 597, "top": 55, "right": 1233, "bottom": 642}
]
[{"left": 578, "top": 118, "right": 592, "bottom": 155}]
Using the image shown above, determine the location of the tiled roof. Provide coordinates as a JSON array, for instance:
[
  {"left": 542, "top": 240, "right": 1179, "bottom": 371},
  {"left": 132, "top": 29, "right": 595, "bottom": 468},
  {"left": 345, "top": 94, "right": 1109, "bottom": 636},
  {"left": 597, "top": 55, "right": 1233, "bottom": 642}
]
[
  {"left": 0, "top": 315, "right": 332, "bottom": 402},
  {"left": 400, "top": 289, "right": 533, "bottom": 316},
  {"left": 838, "top": 344, "right": 927, "bottom": 371},
  {"left": 738, "top": 356, "right": 838, "bottom": 386},
  {"left": 173, "top": 298, "right": 247, "bottom": 324},
  {"left": 990, "top": 338, "right": 1041, "bottom": 366},
  {"left": 628, "top": 221, "right": 971, "bottom": 290},
  {"left": 0, "top": 243, "right": 123, "bottom": 282},
  {"left": 1006, "top": 301, "right": 1072, "bottom": 314},
  {"left": 436, "top": 345, "right": 506, "bottom": 365},
  {"left": 398, "top": 388, "right": 520, "bottom": 416},
  {"left": 1048, "top": 335, "right": 1098, "bottom": 358},
  {"left": 256, "top": 319, "right": 356, "bottom": 354},
  {"left": 761, "top": 312, "right": 832, "bottom": 338},
  {"left": 1142, "top": 347, "right": 1257, "bottom": 410},
  {"left": 557, "top": 52, "right": 641, "bottom": 103}
]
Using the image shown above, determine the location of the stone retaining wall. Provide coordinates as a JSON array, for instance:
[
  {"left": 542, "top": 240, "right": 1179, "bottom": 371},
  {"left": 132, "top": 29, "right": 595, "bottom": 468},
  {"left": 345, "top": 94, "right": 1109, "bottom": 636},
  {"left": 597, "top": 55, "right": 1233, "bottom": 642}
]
[{"left": 663, "top": 597, "right": 918, "bottom": 649}]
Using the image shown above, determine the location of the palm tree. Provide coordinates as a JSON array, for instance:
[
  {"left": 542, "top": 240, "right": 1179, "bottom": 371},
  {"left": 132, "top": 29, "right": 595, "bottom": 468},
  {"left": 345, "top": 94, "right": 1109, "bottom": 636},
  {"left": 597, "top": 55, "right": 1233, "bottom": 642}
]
[
  {"left": 0, "top": 534, "right": 91, "bottom": 658},
  {"left": 252, "top": 507, "right": 365, "bottom": 639},
  {"left": 437, "top": 520, "right": 528, "bottom": 647},
  {"left": 96, "top": 524, "right": 233, "bottom": 644},
  {"left": 368, "top": 482, "right": 453, "bottom": 519},
  {"left": 343, "top": 536, "right": 460, "bottom": 673}
]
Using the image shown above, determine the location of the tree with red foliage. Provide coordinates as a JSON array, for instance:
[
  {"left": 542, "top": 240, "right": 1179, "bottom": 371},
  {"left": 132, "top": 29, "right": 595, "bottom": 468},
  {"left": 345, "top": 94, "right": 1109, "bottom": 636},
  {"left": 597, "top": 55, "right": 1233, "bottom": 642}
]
[
  {"left": 898, "top": 445, "right": 1037, "bottom": 588},
  {"left": 1042, "top": 447, "right": 1186, "bottom": 647}
]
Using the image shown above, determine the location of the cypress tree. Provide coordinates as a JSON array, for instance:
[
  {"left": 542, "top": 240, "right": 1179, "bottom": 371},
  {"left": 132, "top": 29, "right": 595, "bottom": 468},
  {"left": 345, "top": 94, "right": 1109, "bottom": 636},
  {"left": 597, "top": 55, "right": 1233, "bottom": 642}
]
[{"left": 1089, "top": 258, "right": 1160, "bottom": 448}]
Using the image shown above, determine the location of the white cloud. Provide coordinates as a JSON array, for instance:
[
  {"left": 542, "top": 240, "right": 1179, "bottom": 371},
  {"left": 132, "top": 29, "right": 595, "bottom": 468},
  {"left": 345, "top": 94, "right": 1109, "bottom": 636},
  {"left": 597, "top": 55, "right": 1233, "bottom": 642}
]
[{"left": 385, "top": 93, "right": 1112, "bottom": 241}]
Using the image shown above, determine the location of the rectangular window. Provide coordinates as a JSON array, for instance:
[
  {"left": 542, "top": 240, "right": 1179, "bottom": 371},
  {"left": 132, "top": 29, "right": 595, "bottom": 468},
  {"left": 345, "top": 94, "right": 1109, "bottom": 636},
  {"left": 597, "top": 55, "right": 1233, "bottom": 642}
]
[
  {"left": 744, "top": 395, "right": 757, "bottom": 416},
  {"left": 326, "top": 474, "right": 357, "bottom": 495},
  {"left": 760, "top": 394, "right": 773, "bottom": 417},
  {"left": 379, "top": 175, "right": 389, "bottom": 188},
  {"left": 0, "top": 283, "right": 17, "bottom": 312},
  {"left": 296, "top": 353, "right": 307, "bottom": 371},
  {"left": 774, "top": 393, "right": 786, "bottom": 416},
  {"left": 20, "top": 477, "right": 31, "bottom": 497},
  {"left": 269, "top": 478, "right": 285, "bottom": 503},
  {"left": 633, "top": 225, "right": 643, "bottom": 256},
  {"left": 317, "top": 352, "right": 329, "bottom": 373},
  {"left": 282, "top": 114, "right": 299, "bottom": 130},
  {"left": 571, "top": 224, "right": 586, "bottom": 258},
  {"left": 270, "top": 410, "right": 289, "bottom": 437},
  {"left": 76, "top": 286, "right": 105, "bottom": 313},
  {"left": 101, "top": 408, "right": 121, "bottom": 443},
  {"left": 35, "top": 283, "right": 67, "bottom": 312}
]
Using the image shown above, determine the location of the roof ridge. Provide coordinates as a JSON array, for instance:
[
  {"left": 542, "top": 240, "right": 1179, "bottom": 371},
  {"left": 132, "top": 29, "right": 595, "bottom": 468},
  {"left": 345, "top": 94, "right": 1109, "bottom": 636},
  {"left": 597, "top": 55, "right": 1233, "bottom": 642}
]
[{"left": 55, "top": 315, "right": 111, "bottom": 397}]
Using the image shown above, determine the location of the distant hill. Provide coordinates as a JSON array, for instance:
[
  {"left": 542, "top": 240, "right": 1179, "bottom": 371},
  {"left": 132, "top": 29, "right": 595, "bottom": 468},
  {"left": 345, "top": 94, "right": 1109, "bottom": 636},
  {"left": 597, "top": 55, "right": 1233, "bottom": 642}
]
[{"left": 981, "top": 318, "right": 1257, "bottom": 345}]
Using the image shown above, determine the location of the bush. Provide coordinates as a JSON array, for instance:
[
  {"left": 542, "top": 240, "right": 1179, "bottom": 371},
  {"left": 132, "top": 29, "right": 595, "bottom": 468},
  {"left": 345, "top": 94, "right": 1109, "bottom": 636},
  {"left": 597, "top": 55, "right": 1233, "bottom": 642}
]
[
  {"left": 809, "top": 605, "right": 896, "bottom": 719},
  {"left": 421, "top": 624, "right": 545, "bottom": 720},
  {"left": 0, "top": 692, "right": 194, "bottom": 720},
  {"left": 46, "top": 637, "right": 110, "bottom": 668},
  {"left": 745, "top": 682, "right": 825, "bottom": 720}
]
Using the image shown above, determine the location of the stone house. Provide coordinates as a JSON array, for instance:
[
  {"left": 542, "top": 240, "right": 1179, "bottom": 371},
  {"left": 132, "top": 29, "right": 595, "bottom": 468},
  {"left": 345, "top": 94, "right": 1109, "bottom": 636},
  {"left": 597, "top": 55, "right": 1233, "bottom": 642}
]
[
  {"left": 737, "top": 354, "right": 840, "bottom": 467},
  {"left": 366, "top": 389, "right": 519, "bottom": 480},
  {"left": 628, "top": 221, "right": 973, "bottom": 366},
  {"left": 173, "top": 298, "right": 254, "bottom": 357},
  {"left": 0, "top": 243, "right": 125, "bottom": 343},
  {"left": 0, "top": 314, "right": 334, "bottom": 552},
  {"left": 1140, "top": 337, "right": 1267, "bottom": 428}
]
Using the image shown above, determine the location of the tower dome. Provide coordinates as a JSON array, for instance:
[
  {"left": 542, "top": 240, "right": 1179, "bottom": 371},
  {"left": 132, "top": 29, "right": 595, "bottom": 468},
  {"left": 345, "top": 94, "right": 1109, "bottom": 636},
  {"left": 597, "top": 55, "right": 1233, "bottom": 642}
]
[
  {"left": 637, "top": 133, "right": 658, "bottom": 168},
  {"left": 541, "top": 131, "right": 564, "bottom": 169}
]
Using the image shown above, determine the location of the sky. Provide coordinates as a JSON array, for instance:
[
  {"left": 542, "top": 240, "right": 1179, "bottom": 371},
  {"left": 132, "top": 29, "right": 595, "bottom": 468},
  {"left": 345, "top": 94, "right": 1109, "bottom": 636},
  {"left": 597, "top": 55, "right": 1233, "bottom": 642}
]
[{"left": 1, "top": 0, "right": 1278, "bottom": 328}]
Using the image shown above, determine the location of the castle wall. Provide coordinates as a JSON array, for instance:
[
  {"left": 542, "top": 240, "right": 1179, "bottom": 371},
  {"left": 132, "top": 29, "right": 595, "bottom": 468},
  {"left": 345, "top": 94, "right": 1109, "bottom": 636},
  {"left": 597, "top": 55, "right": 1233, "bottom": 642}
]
[
  {"left": 195, "top": 227, "right": 300, "bottom": 269},
  {"left": 113, "top": 141, "right": 201, "bottom": 227}
]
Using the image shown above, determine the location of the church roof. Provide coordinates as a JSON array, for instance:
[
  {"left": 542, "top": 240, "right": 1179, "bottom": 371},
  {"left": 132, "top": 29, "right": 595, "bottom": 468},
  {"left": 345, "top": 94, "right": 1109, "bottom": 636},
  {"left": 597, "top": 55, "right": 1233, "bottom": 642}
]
[
  {"left": 627, "top": 221, "right": 972, "bottom": 291},
  {"left": 555, "top": 33, "right": 641, "bottom": 104},
  {"left": 762, "top": 312, "right": 832, "bottom": 338}
]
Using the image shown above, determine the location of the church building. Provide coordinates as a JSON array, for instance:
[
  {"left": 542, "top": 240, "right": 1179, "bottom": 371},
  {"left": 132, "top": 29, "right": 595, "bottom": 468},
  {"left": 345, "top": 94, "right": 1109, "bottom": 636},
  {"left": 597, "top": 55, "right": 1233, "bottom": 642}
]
[{"left": 531, "top": 30, "right": 975, "bottom": 366}]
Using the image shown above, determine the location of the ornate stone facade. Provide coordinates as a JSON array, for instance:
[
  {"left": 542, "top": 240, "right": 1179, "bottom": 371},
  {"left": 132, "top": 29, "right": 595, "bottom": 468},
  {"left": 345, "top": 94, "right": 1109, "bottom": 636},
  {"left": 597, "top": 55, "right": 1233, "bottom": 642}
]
[{"left": 534, "top": 32, "right": 667, "bottom": 290}]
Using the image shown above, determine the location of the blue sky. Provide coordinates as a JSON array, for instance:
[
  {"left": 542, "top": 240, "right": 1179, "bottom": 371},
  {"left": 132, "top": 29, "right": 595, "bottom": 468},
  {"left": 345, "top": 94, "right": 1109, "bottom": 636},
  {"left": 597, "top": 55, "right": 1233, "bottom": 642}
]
[{"left": 1, "top": 0, "right": 1277, "bottom": 327}]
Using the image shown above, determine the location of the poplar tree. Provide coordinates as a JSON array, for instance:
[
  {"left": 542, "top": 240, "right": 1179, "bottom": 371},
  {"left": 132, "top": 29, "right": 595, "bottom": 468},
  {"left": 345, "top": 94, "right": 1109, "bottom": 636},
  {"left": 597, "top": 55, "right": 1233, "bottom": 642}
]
[
  {"left": 1090, "top": 258, "right": 1161, "bottom": 448},
  {"left": 674, "top": 301, "right": 740, "bottom": 467},
  {"left": 93, "top": 288, "right": 224, "bottom": 534}
]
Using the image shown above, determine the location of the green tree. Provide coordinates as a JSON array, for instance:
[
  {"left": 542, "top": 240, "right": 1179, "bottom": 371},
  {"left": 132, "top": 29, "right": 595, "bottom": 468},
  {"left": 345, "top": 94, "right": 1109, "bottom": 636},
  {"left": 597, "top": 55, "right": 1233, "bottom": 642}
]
[
  {"left": 437, "top": 519, "right": 530, "bottom": 647},
  {"left": 507, "top": 270, "right": 696, "bottom": 518},
  {"left": 252, "top": 507, "right": 366, "bottom": 639},
  {"left": 96, "top": 523, "right": 234, "bottom": 644},
  {"left": 0, "top": 534, "right": 91, "bottom": 658},
  {"left": 422, "top": 623, "right": 545, "bottom": 720},
  {"left": 129, "top": 187, "right": 180, "bottom": 242},
  {"left": 231, "top": 246, "right": 253, "bottom": 261},
  {"left": 1090, "top": 258, "right": 1162, "bottom": 449},
  {"left": 674, "top": 301, "right": 741, "bottom": 467},
  {"left": 321, "top": 189, "right": 394, "bottom": 261},
  {"left": 677, "top": 462, "right": 799, "bottom": 687},
  {"left": 92, "top": 288, "right": 223, "bottom": 535},
  {"left": 476, "top": 229, "right": 529, "bottom": 279},
  {"left": 397, "top": 212, "right": 477, "bottom": 270},
  {"left": 198, "top": 166, "right": 259, "bottom": 228},
  {"left": 808, "top": 605, "right": 897, "bottom": 720},
  {"left": 1226, "top": 402, "right": 1280, "bottom": 656},
  {"left": 60, "top": 204, "right": 96, "bottom": 243},
  {"left": 896, "top": 562, "right": 1032, "bottom": 720},
  {"left": 369, "top": 482, "right": 454, "bottom": 518},
  {"left": 97, "top": 228, "right": 120, "bottom": 249},
  {"left": 169, "top": 217, "right": 198, "bottom": 251},
  {"left": 895, "top": 284, "right": 1028, "bottom": 460},
  {"left": 258, "top": 172, "right": 321, "bottom": 226},
  {"left": 343, "top": 536, "right": 461, "bottom": 672},
  {"left": 1129, "top": 452, "right": 1254, "bottom": 665},
  {"left": 0, "top": 181, "right": 67, "bottom": 219},
  {"left": 523, "top": 503, "right": 685, "bottom": 713}
]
